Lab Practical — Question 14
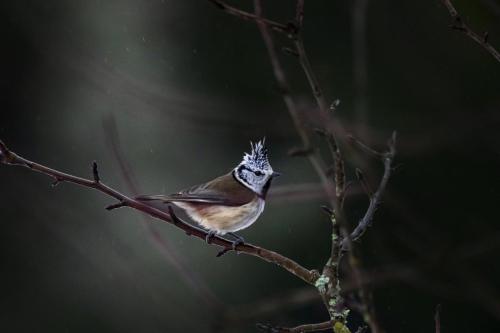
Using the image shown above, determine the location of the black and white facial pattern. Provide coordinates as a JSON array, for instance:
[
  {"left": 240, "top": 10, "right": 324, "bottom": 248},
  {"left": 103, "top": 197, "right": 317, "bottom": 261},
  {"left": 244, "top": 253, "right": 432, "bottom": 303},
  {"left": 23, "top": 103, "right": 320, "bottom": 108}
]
[{"left": 234, "top": 140, "right": 275, "bottom": 195}]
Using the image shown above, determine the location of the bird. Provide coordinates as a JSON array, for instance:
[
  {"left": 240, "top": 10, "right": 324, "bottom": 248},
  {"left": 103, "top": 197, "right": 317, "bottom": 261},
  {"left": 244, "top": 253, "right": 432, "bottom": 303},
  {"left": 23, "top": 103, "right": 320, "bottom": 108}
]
[{"left": 136, "top": 139, "right": 280, "bottom": 248}]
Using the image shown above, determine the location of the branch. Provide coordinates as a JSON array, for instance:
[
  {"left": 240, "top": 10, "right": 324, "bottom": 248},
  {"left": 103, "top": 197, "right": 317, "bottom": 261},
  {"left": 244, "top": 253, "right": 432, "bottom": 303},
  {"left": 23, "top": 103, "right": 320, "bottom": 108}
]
[
  {"left": 330, "top": 133, "right": 394, "bottom": 333},
  {"left": 257, "top": 320, "right": 338, "bottom": 333},
  {"left": 293, "top": 26, "right": 329, "bottom": 117},
  {"left": 0, "top": 139, "right": 320, "bottom": 286},
  {"left": 208, "top": 0, "right": 292, "bottom": 35},
  {"left": 290, "top": 1, "right": 347, "bottom": 208},
  {"left": 316, "top": 129, "right": 346, "bottom": 203},
  {"left": 341, "top": 131, "right": 397, "bottom": 250},
  {"left": 441, "top": 0, "right": 500, "bottom": 62},
  {"left": 290, "top": 2, "right": 349, "bottom": 185}
]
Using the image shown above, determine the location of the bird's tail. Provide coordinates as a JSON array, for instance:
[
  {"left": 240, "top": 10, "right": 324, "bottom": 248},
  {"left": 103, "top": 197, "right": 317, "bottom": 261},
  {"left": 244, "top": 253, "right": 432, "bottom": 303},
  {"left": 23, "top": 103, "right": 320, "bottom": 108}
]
[{"left": 135, "top": 194, "right": 172, "bottom": 202}]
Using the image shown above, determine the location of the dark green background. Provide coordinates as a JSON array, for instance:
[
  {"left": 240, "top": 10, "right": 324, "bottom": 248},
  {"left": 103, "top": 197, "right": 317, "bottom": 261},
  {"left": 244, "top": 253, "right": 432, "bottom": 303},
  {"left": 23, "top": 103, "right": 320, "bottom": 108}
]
[{"left": 1, "top": 0, "right": 499, "bottom": 332}]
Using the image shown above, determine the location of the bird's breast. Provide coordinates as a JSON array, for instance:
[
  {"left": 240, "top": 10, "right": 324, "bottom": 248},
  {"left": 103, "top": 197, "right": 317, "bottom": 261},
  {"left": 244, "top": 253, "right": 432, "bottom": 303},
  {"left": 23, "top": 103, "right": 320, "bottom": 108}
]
[{"left": 174, "top": 197, "right": 265, "bottom": 234}]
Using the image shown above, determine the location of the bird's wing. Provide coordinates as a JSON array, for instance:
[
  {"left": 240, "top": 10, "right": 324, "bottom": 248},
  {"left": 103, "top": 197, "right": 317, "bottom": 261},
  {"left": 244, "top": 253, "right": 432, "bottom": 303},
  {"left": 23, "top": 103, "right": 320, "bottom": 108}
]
[{"left": 136, "top": 172, "right": 256, "bottom": 207}]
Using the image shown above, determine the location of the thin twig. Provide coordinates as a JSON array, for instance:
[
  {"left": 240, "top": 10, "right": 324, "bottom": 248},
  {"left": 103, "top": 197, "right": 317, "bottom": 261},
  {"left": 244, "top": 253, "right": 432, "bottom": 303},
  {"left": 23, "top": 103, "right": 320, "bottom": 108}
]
[
  {"left": 441, "top": 0, "right": 500, "bottom": 62},
  {"left": 290, "top": 2, "right": 348, "bottom": 142},
  {"left": 342, "top": 131, "right": 397, "bottom": 250},
  {"left": 293, "top": 32, "right": 329, "bottom": 117},
  {"left": 0, "top": 139, "right": 320, "bottom": 286},
  {"left": 291, "top": 6, "right": 349, "bottom": 205},
  {"left": 208, "top": 0, "right": 291, "bottom": 35},
  {"left": 316, "top": 128, "right": 346, "bottom": 203}
]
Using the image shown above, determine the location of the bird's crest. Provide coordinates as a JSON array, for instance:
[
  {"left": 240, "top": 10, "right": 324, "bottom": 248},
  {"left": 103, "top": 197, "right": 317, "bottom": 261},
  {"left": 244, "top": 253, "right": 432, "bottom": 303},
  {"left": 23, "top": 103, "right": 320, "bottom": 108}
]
[{"left": 242, "top": 139, "right": 270, "bottom": 170}]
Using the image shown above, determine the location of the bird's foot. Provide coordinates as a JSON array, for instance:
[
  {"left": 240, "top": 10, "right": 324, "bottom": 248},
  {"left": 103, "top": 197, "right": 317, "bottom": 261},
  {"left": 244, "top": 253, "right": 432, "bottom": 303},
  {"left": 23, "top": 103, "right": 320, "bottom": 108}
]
[
  {"left": 215, "top": 233, "right": 246, "bottom": 257},
  {"left": 231, "top": 239, "right": 244, "bottom": 251},
  {"left": 205, "top": 230, "right": 216, "bottom": 244},
  {"left": 228, "top": 232, "right": 245, "bottom": 251}
]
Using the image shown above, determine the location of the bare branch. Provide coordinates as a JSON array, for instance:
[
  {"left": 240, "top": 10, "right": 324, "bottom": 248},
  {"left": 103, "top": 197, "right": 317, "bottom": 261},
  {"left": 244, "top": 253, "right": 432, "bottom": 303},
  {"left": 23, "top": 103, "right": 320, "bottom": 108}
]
[
  {"left": 208, "top": 0, "right": 291, "bottom": 35},
  {"left": 342, "top": 131, "right": 397, "bottom": 250},
  {"left": 293, "top": 31, "right": 329, "bottom": 117},
  {"left": 0, "top": 139, "right": 320, "bottom": 286},
  {"left": 441, "top": 0, "right": 500, "bottom": 62},
  {"left": 316, "top": 128, "right": 346, "bottom": 202}
]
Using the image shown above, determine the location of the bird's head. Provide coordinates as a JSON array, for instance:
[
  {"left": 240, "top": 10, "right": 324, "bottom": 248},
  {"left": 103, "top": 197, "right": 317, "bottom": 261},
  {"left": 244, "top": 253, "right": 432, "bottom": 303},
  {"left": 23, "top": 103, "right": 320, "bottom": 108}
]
[{"left": 233, "top": 139, "right": 280, "bottom": 197}]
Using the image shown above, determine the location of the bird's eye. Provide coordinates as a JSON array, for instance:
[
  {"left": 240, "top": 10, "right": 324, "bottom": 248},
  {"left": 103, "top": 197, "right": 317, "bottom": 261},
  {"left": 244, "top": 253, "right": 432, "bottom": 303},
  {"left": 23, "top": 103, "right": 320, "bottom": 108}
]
[{"left": 254, "top": 170, "right": 263, "bottom": 176}]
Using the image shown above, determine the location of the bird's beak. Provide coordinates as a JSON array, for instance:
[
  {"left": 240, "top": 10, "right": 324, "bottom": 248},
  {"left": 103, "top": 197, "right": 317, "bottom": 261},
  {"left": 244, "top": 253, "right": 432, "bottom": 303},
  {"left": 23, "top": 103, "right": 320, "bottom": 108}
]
[{"left": 272, "top": 171, "right": 282, "bottom": 178}]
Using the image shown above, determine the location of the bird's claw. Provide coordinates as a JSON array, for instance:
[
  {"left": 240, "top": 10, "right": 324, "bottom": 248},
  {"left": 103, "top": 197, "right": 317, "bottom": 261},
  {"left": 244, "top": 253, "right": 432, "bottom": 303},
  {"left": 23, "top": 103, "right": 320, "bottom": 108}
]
[
  {"left": 205, "top": 230, "right": 216, "bottom": 244},
  {"left": 228, "top": 232, "right": 245, "bottom": 252},
  {"left": 231, "top": 239, "right": 244, "bottom": 251}
]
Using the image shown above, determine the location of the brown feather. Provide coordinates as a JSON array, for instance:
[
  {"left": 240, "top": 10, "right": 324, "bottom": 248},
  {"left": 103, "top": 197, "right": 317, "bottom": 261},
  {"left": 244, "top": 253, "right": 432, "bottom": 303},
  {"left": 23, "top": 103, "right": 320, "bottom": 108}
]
[{"left": 136, "top": 171, "right": 256, "bottom": 207}]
